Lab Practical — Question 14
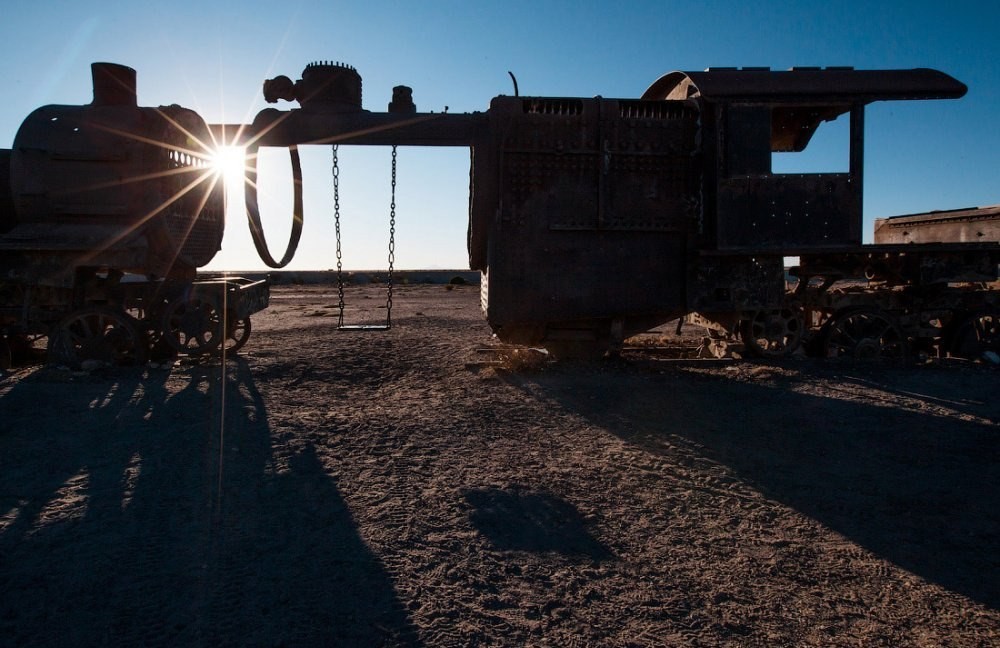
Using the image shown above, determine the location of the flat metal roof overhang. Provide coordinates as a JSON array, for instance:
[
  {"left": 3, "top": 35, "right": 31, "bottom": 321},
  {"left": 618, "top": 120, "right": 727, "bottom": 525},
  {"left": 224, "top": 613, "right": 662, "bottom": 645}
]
[
  {"left": 641, "top": 68, "right": 967, "bottom": 104},
  {"left": 642, "top": 68, "right": 967, "bottom": 152}
]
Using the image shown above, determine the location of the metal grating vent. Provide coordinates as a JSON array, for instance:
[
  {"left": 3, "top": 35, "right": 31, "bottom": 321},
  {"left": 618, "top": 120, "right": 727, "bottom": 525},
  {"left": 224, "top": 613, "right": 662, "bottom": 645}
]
[
  {"left": 618, "top": 101, "right": 696, "bottom": 120},
  {"left": 522, "top": 99, "right": 584, "bottom": 116}
]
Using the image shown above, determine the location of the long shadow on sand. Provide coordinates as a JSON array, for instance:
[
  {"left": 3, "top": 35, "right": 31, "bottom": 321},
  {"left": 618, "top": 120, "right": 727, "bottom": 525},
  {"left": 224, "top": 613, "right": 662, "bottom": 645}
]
[
  {"left": 0, "top": 360, "right": 420, "bottom": 646},
  {"left": 509, "top": 360, "right": 999, "bottom": 610}
]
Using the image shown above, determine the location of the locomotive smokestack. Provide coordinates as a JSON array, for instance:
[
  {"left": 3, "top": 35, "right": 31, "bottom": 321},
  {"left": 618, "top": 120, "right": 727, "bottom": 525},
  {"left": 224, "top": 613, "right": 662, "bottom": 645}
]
[{"left": 91, "top": 62, "right": 137, "bottom": 106}]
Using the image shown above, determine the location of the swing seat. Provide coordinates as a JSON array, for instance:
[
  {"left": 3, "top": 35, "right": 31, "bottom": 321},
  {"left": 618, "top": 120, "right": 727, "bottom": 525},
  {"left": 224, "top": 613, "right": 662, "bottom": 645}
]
[{"left": 338, "top": 323, "right": 391, "bottom": 331}]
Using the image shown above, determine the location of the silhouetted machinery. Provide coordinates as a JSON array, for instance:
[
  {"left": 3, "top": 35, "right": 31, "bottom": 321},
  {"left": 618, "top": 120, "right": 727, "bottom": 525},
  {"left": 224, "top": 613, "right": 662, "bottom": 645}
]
[
  {"left": 0, "top": 63, "right": 267, "bottom": 367},
  {"left": 233, "top": 61, "right": 998, "bottom": 360},
  {"left": 2, "top": 60, "right": 998, "bottom": 367}
]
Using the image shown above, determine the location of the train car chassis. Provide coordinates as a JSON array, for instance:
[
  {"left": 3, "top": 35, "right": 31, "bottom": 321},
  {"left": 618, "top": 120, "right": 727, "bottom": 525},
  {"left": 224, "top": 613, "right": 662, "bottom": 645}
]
[
  {"left": 0, "top": 269, "right": 269, "bottom": 370},
  {"left": 690, "top": 244, "right": 1000, "bottom": 361}
]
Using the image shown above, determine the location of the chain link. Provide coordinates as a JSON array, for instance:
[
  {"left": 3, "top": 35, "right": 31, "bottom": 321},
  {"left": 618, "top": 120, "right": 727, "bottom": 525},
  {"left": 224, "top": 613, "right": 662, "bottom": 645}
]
[
  {"left": 385, "top": 146, "right": 396, "bottom": 327},
  {"left": 332, "top": 145, "right": 344, "bottom": 328},
  {"left": 332, "top": 143, "right": 396, "bottom": 330}
]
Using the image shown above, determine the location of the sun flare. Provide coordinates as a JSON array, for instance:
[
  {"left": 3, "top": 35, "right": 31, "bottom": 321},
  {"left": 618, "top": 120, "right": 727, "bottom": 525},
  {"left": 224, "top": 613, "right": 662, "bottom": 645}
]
[{"left": 210, "top": 145, "right": 248, "bottom": 184}]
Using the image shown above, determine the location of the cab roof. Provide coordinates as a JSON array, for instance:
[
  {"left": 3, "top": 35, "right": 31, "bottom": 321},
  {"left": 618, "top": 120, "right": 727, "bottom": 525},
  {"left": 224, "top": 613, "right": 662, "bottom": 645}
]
[
  {"left": 642, "top": 67, "right": 967, "bottom": 104},
  {"left": 641, "top": 67, "right": 966, "bottom": 152}
]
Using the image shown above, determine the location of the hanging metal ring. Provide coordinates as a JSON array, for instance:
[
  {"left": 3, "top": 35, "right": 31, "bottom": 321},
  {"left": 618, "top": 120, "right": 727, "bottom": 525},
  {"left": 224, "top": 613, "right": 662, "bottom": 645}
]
[{"left": 244, "top": 143, "right": 304, "bottom": 268}]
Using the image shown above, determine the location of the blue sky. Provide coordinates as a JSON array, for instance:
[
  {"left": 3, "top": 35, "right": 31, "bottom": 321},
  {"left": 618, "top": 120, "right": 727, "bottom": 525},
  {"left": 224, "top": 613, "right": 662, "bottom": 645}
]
[{"left": 2, "top": 1, "right": 997, "bottom": 270}]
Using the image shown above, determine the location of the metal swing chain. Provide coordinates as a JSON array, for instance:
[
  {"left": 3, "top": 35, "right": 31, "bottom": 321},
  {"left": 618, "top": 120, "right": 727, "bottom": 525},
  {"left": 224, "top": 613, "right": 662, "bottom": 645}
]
[
  {"left": 331, "top": 144, "right": 395, "bottom": 330},
  {"left": 332, "top": 145, "right": 345, "bottom": 328},
  {"left": 385, "top": 145, "right": 396, "bottom": 328}
]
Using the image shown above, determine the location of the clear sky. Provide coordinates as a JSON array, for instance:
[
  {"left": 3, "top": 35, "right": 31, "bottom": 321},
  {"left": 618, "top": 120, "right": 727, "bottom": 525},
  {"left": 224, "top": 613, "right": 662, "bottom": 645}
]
[{"left": 2, "top": 1, "right": 998, "bottom": 271}]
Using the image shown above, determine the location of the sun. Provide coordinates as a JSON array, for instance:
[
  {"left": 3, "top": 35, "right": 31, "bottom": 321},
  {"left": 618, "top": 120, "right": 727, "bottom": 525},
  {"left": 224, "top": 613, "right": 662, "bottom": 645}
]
[{"left": 210, "top": 145, "right": 248, "bottom": 185}]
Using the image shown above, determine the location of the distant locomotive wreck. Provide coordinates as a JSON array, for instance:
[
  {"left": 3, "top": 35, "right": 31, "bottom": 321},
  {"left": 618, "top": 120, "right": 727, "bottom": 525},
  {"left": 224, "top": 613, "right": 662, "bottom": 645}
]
[{"left": 1, "top": 61, "right": 997, "bottom": 367}]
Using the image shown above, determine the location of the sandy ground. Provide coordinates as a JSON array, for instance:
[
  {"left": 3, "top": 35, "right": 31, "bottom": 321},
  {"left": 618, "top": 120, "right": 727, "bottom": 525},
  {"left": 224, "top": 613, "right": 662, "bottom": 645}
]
[{"left": 1, "top": 283, "right": 998, "bottom": 647}]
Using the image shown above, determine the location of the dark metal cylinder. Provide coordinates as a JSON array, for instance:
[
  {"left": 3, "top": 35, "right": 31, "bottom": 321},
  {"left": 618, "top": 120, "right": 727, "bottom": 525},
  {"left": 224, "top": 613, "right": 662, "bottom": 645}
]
[
  {"left": 298, "top": 62, "right": 362, "bottom": 111},
  {"left": 91, "top": 62, "right": 137, "bottom": 106},
  {"left": 0, "top": 149, "right": 14, "bottom": 234},
  {"left": 8, "top": 63, "right": 224, "bottom": 276}
]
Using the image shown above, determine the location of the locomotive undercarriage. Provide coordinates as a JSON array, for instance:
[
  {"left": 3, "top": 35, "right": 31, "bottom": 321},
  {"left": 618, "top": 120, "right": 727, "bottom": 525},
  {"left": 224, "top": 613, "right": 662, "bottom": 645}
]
[
  {"left": 690, "top": 245, "right": 1000, "bottom": 362},
  {"left": 0, "top": 269, "right": 268, "bottom": 370}
]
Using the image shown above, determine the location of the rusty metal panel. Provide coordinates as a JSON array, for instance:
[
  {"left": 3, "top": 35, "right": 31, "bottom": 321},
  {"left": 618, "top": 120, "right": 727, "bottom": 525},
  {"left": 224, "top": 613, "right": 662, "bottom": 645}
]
[
  {"left": 483, "top": 95, "right": 694, "bottom": 332},
  {"left": 493, "top": 97, "right": 599, "bottom": 230},
  {"left": 483, "top": 228, "right": 688, "bottom": 328},
  {"left": 874, "top": 205, "right": 1000, "bottom": 244},
  {"left": 604, "top": 153, "right": 700, "bottom": 229},
  {"left": 602, "top": 100, "right": 701, "bottom": 231},
  {"left": 492, "top": 96, "right": 701, "bottom": 233},
  {"left": 716, "top": 174, "right": 859, "bottom": 250},
  {"left": 504, "top": 151, "right": 599, "bottom": 230},
  {"left": 724, "top": 105, "right": 771, "bottom": 176}
]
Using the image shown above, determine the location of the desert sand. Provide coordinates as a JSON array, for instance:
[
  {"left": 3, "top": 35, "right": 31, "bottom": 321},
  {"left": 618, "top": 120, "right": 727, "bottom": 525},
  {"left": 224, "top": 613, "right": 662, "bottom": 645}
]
[{"left": 1, "top": 283, "right": 997, "bottom": 646}]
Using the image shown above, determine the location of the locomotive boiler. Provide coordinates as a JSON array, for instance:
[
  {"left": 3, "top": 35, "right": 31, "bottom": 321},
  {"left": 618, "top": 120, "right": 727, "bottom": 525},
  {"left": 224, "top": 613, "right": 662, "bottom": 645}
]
[{"left": 0, "top": 63, "right": 268, "bottom": 368}]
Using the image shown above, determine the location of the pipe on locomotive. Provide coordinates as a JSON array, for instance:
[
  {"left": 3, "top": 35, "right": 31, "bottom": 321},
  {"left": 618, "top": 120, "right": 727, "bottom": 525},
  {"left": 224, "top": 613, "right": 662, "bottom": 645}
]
[{"left": 210, "top": 61, "right": 487, "bottom": 269}]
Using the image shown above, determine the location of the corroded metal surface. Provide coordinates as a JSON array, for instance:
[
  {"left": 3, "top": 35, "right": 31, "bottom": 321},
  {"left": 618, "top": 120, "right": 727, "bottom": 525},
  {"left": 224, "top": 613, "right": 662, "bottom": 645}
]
[{"left": 874, "top": 205, "right": 1000, "bottom": 244}]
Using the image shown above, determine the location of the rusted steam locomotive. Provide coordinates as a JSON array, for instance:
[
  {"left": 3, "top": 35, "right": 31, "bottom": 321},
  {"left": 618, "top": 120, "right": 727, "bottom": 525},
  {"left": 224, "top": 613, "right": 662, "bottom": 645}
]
[
  {"left": 0, "top": 63, "right": 268, "bottom": 368},
  {"left": 477, "top": 67, "right": 1000, "bottom": 359},
  {"left": 237, "top": 62, "right": 998, "bottom": 360},
  {"left": 2, "top": 60, "right": 998, "bottom": 366}
]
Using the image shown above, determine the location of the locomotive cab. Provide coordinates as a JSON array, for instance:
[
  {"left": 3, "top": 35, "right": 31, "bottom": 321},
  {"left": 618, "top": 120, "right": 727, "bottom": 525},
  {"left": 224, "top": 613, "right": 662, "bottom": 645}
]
[
  {"left": 637, "top": 68, "right": 967, "bottom": 325},
  {"left": 642, "top": 67, "right": 966, "bottom": 253}
]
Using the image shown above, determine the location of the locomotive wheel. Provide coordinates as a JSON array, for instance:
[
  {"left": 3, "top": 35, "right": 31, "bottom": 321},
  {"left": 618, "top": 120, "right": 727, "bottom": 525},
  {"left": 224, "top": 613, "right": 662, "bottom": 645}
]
[
  {"left": 949, "top": 310, "right": 1000, "bottom": 360},
  {"left": 219, "top": 318, "right": 252, "bottom": 355},
  {"left": 740, "top": 306, "right": 803, "bottom": 357},
  {"left": 161, "top": 295, "right": 224, "bottom": 355},
  {"left": 822, "top": 307, "right": 907, "bottom": 360},
  {"left": 47, "top": 307, "right": 147, "bottom": 367}
]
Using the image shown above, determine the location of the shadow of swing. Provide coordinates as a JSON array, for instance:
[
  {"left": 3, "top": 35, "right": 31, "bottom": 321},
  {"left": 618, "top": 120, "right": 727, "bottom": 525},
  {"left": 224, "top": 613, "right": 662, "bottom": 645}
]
[
  {"left": 499, "top": 361, "right": 1000, "bottom": 610},
  {"left": 463, "top": 486, "right": 613, "bottom": 561}
]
